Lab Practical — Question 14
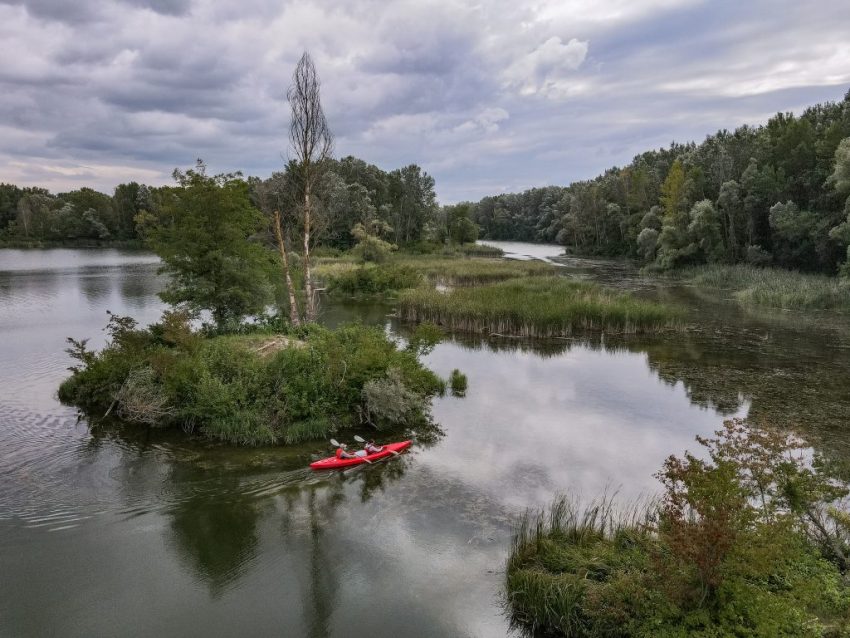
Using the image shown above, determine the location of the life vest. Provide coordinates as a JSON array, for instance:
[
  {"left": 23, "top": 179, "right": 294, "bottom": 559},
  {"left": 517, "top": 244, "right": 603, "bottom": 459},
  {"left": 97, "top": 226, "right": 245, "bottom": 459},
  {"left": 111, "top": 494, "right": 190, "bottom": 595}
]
[{"left": 335, "top": 448, "right": 344, "bottom": 459}]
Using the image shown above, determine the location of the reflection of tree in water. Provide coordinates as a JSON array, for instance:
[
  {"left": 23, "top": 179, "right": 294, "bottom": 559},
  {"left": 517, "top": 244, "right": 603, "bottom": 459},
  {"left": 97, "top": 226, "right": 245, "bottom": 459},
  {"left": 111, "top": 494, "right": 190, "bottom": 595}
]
[
  {"left": 277, "top": 455, "right": 416, "bottom": 638},
  {"left": 431, "top": 325, "right": 850, "bottom": 450},
  {"left": 77, "top": 266, "right": 114, "bottom": 304},
  {"left": 166, "top": 476, "right": 262, "bottom": 598},
  {"left": 118, "top": 263, "right": 162, "bottom": 310}
]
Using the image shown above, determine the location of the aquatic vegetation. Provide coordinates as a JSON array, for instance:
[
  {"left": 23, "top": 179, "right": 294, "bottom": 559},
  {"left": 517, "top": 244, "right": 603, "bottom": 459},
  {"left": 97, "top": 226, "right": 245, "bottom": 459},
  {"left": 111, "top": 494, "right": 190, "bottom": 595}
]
[
  {"left": 682, "top": 264, "right": 850, "bottom": 311},
  {"left": 448, "top": 369, "right": 467, "bottom": 396},
  {"left": 506, "top": 420, "right": 850, "bottom": 637},
  {"left": 322, "top": 263, "right": 422, "bottom": 295},
  {"left": 461, "top": 243, "right": 505, "bottom": 257},
  {"left": 395, "top": 256, "right": 556, "bottom": 285},
  {"left": 398, "top": 276, "right": 683, "bottom": 337},
  {"left": 58, "top": 313, "right": 443, "bottom": 446}
]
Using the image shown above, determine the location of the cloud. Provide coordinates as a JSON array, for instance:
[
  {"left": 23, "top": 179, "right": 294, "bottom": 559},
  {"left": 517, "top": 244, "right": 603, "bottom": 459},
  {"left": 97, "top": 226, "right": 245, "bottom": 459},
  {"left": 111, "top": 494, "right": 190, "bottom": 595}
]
[
  {"left": 0, "top": 0, "right": 848, "bottom": 202},
  {"left": 503, "top": 37, "right": 589, "bottom": 97}
]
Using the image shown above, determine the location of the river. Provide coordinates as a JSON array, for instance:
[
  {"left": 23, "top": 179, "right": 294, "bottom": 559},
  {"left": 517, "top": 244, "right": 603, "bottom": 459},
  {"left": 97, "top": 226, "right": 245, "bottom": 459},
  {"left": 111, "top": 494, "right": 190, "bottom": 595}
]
[{"left": 1, "top": 244, "right": 849, "bottom": 637}]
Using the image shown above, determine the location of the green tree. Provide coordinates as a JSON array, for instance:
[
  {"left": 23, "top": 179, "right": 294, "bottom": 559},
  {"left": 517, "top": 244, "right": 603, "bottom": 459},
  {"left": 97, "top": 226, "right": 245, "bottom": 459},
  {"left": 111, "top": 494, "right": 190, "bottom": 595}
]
[{"left": 148, "top": 163, "right": 273, "bottom": 328}]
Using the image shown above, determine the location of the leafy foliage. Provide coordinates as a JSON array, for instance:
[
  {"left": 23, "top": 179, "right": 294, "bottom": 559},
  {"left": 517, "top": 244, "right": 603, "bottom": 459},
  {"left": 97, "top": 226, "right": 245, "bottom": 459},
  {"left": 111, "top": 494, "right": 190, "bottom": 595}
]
[{"left": 146, "top": 164, "right": 275, "bottom": 327}]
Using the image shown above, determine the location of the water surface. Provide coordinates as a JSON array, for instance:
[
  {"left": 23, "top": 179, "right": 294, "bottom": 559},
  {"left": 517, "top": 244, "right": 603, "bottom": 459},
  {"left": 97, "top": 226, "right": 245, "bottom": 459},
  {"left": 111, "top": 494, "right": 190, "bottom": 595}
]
[{"left": 1, "top": 246, "right": 848, "bottom": 637}]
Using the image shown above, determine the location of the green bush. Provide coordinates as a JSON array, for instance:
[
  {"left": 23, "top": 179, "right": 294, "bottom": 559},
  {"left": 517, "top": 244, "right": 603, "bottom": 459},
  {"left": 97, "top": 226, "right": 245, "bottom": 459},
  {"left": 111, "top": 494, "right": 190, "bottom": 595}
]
[
  {"left": 59, "top": 316, "right": 443, "bottom": 446},
  {"left": 325, "top": 264, "right": 422, "bottom": 295}
]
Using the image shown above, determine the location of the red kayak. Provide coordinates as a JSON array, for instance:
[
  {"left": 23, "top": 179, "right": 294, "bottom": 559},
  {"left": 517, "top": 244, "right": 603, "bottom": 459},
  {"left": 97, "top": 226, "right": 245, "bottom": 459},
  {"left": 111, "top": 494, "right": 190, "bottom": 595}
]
[{"left": 310, "top": 441, "right": 412, "bottom": 470}]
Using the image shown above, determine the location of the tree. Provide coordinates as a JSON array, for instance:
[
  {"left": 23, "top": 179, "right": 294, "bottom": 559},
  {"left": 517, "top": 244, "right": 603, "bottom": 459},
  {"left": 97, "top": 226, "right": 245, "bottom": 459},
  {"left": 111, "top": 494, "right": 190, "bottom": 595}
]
[
  {"left": 148, "top": 163, "right": 273, "bottom": 328},
  {"left": 287, "top": 51, "right": 334, "bottom": 322},
  {"left": 687, "top": 199, "right": 726, "bottom": 263}
]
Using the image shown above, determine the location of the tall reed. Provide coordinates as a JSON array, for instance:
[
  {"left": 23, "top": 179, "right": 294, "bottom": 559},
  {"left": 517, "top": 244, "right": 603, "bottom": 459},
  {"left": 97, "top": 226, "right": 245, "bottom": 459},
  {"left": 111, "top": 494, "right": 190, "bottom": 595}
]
[{"left": 397, "top": 277, "right": 683, "bottom": 337}]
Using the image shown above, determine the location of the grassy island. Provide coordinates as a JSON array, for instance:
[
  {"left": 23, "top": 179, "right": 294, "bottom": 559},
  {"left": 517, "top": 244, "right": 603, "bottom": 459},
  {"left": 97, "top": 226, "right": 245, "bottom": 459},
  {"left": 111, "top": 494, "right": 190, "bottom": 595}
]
[
  {"left": 397, "top": 276, "right": 683, "bottom": 337},
  {"left": 59, "top": 313, "right": 444, "bottom": 446}
]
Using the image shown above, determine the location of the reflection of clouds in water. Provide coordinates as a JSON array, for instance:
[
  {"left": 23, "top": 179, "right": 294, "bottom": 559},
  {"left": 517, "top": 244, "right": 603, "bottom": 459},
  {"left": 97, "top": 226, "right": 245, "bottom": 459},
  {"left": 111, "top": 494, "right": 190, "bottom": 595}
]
[{"left": 424, "top": 341, "right": 745, "bottom": 509}]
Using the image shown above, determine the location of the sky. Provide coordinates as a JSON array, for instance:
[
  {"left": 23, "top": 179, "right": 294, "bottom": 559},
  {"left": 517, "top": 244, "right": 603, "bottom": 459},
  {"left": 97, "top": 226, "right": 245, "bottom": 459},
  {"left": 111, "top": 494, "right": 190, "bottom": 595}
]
[{"left": 1, "top": 0, "right": 849, "bottom": 203}]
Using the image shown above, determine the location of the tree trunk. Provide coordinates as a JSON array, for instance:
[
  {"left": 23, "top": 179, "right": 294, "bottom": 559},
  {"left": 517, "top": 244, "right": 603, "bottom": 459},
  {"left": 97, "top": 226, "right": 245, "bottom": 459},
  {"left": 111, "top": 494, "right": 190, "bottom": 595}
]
[
  {"left": 273, "top": 210, "right": 301, "bottom": 326},
  {"left": 303, "top": 182, "right": 315, "bottom": 321}
]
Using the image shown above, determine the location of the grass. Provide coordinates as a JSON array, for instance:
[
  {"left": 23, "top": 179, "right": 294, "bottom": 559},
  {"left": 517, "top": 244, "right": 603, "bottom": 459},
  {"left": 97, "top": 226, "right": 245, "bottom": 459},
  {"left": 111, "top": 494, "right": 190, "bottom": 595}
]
[
  {"left": 461, "top": 243, "right": 505, "bottom": 257},
  {"left": 449, "top": 369, "right": 467, "bottom": 396},
  {"left": 397, "top": 276, "right": 683, "bottom": 337},
  {"left": 506, "top": 496, "right": 657, "bottom": 637},
  {"left": 314, "top": 251, "right": 557, "bottom": 294},
  {"left": 394, "top": 256, "right": 557, "bottom": 285},
  {"left": 681, "top": 264, "right": 850, "bottom": 311}
]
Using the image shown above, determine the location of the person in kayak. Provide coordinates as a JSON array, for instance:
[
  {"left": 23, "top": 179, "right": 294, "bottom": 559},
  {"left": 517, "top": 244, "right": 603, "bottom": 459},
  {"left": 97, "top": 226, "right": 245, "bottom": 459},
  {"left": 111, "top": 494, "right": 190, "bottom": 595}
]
[
  {"left": 335, "top": 443, "right": 367, "bottom": 460},
  {"left": 364, "top": 440, "right": 384, "bottom": 454}
]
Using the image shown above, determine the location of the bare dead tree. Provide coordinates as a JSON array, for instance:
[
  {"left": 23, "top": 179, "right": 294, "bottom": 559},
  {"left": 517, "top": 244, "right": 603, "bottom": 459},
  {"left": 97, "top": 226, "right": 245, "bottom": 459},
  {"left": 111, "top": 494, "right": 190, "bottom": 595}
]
[{"left": 288, "top": 51, "right": 334, "bottom": 322}]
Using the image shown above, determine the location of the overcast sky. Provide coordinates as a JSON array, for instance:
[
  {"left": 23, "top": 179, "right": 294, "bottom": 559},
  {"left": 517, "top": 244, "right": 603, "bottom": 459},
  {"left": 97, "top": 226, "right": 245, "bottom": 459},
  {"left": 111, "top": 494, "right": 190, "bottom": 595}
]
[{"left": 1, "top": 0, "right": 848, "bottom": 203}]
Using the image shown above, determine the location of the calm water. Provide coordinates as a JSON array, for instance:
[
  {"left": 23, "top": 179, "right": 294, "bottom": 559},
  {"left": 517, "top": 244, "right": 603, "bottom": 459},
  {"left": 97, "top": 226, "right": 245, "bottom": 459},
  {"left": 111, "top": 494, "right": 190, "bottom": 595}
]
[{"left": 2, "top": 245, "right": 849, "bottom": 637}]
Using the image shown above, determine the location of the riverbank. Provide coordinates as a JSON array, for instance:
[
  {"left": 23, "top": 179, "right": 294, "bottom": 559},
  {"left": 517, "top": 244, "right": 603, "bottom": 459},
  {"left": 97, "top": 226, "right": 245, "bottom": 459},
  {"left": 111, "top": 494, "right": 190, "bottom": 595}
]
[
  {"left": 506, "top": 420, "right": 850, "bottom": 637},
  {"left": 678, "top": 264, "right": 850, "bottom": 311},
  {"left": 0, "top": 238, "right": 146, "bottom": 249}
]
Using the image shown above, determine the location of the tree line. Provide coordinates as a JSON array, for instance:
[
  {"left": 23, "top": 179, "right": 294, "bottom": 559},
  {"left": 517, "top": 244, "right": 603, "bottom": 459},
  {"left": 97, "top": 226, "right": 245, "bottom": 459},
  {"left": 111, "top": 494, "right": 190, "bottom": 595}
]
[
  {"left": 471, "top": 89, "right": 850, "bottom": 275},
  {"left": 0, "top": 156, "right": 442, "bottom": 249}
]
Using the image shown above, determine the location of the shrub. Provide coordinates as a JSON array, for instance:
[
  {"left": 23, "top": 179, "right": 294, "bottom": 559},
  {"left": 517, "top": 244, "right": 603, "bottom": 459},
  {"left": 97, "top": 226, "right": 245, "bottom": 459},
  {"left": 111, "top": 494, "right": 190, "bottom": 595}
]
[
  {"left": 325, "top": 264, "right": 422, "bottom": 295},
  {"left": 361, "top": 367, "right": 428, "bottom": 428}
]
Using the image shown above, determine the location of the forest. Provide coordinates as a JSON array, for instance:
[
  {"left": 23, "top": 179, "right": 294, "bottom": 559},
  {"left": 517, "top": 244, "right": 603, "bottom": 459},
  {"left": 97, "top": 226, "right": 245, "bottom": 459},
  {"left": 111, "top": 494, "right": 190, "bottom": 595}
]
[
  {"left": 472, "top": 90, "right": 850, "bottom": 275},
  {"left": 0, "top": 156, "right": 448, "bottom": 250}
]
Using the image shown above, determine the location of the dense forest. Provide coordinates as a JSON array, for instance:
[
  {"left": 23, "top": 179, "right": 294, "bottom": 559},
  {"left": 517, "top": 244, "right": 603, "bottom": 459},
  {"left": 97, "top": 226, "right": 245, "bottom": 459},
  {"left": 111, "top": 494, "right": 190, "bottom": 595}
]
[
  {"left": 472, "top": 90, "right": 850, "bottom": 275},
  {"left": 0, "top": 156, "right": 448, "bottom": 249}
]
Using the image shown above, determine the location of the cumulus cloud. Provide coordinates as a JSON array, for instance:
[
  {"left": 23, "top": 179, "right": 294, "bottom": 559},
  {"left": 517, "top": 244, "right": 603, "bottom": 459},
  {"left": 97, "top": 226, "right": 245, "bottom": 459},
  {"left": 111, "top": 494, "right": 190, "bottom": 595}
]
[{"left": 0, "top": 0, "right": 848, "bottom": 202}]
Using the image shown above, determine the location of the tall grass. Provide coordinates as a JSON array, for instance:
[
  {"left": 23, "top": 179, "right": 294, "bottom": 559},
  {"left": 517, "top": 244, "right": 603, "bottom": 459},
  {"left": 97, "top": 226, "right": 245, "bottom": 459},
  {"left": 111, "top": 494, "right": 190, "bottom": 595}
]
[
  {"left": 461, "top": 243, "right": 505, "bottom": 257},
  {"left": 397, "top": 276, "right": 683, "bottom": 337},
  {"left": 395, "top": 256, "right": 556, "bottom": 285},
  {"left": 682, "top": 264, "right": 850, "bottom": 311},
  {"left": 506, "top": 495, "right": 656, "bottom": 636}
]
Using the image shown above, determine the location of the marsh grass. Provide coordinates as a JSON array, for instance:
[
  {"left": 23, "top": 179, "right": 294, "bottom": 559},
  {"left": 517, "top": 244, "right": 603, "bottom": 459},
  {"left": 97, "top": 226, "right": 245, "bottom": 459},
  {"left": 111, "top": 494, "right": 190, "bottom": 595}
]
[
  {"left": 506, "top": 495, "right": 656, "bottom": 636},
  {"left": 682, "top": 264, "right": 850, "bottom": 311},
  {"left": 461, "top": 243, "right": 505, "bottom": 257},
  {"left": 398, "top": 276, "right": 683, "bottom": 337},
  {"left": 395, "top": 257, "right": 556, "bottom": 285}
]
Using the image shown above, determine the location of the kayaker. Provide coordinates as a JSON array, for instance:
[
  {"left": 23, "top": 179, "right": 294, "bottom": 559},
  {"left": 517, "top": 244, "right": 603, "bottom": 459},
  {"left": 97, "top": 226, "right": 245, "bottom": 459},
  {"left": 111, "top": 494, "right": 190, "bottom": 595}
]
[
  {"left": 364, "top": 440, "right": 384, "bottom": 454},
  {"left": 335, "top": 443, "right": 366, "bottom": 460}
]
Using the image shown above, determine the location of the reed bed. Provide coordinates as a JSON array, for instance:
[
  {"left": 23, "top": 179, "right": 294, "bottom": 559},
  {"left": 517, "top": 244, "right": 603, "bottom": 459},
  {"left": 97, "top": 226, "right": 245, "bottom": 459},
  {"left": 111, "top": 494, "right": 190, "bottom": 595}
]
[
  {"left": 461, "top": 243, "right": 505, "bottom": 257},
  {"left": 506, "top": 495, "right": 656, "bottom": 636},
  {"left": 397, "top": 276, "right": 683, "bottom": 337},
  {"left": 682, "top": 264, "right": 850, "bottom": 311},
  {"left": 394, "top": 257, "right": 557, "bottom": 285}
]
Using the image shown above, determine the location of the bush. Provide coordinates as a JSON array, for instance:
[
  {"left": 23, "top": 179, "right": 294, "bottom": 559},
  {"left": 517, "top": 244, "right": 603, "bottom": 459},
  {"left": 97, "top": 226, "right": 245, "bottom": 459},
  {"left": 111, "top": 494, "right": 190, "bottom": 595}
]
[
  {"left": 325, "top": 264, "right": 422, "bottom": 295},
  {"left": 361, "top": 367, "right": 428, "bottom": 428}
]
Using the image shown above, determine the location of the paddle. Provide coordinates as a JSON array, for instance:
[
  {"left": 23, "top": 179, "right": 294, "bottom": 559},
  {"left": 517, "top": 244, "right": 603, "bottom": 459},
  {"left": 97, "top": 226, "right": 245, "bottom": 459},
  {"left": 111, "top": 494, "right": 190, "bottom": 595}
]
[
  {"left": 330, "top": 438, "right": 372, "bottom": 464},
  {"left": 354, "top": 434, "right": 401, "bottom": 456}
]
